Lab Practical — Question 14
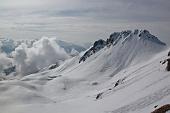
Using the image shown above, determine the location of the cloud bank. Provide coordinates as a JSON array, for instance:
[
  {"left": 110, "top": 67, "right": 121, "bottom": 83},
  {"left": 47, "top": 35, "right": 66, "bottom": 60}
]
[
  {"left": 12, "top": 37, "right": 69, "bottom": 76},
  {"left": 0, "top": 37, "right": 69, "bottom": 76},
  {"left": 0, "top": 53, "right": 13, "bottom": 73},
  {"left": 0, "top": 0, "right": 170, "bottom": 45}
]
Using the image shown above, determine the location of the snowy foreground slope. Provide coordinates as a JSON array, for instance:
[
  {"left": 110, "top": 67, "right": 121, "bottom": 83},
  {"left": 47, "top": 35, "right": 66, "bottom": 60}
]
[{"left": 0, "top": 30, "right": 170, "bottom": 113}]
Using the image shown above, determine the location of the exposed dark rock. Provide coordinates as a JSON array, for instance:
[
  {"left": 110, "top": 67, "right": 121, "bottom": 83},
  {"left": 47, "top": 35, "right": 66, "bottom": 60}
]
[
  {"left": 154, "top": 105, "right": 158, "bottom": 108},
  {"left": 161, "top": 60, "right": 166, "bottom": 65},
  {"left": 151, "top": 104, "right": 170, "bottom": 113},
  {"left": 96, "top": 92, "right": 103, "bottom": 100},
  {"left": 114, "top": 79, "right": 123, "bottom": 87},
  {"left": 49, "top": 63, "right": 58, "bottom": 70},
  {"left": 134, "top": 29, "right": 139, "bottom": 35},
  {"left": 91, "top": 82, "right": 98, "bottom": 86},
  {"left": 166, "top": 58, "right": 170, "bottom": 71},
  {"left": 114, "top": 80, "right": 120, "bottom": 87},
  {"left": 79, "top": 39, "right": 106, "bottom": 63},
  {"left": 139, "top": 30, "right": 166, "bottom": 45},
  {"left": 3, "top": 66, "right": 16, "bottom": 75},
  {"left": 114, "top": 78, "right": 126, "bottom": 87},
  {"left": 168, "top": 51, "right": 170, "bottom": 56}
]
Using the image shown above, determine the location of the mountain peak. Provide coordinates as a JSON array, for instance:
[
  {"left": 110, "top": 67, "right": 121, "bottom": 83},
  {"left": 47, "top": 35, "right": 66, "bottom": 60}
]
[
  {"left": 108, "top": 29, "right": 166, "bottom": 46},
  {"left": 79, "top": 29, "right": 166, "bottom": 63},
  {"left": 138, "top": 29, "right": 166, "bottom": 45}
]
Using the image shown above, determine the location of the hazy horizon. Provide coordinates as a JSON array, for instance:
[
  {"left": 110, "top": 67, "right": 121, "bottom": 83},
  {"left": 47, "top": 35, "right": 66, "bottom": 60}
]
[{"left": 0, "top": 0, "right": 170, "bottom": 45}]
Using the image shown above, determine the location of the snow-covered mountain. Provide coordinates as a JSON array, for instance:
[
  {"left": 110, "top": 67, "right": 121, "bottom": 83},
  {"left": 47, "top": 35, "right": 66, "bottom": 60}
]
[
  {"left": 80, "top": 29, "right": 166, "bottom": 63},
  {"left": 56, "top": 40, "right": 86, "bottom": 53},
  {"left": 0, "top": 38, "right": 17, "bottom": 54},
  {"left": 0, "top": 38, "right": 86, "bottom": 55},
  {"left": 79, "top": 29, "right": 166, "bottom": 76},
  {"left": 0, "top": 29, "right": 170, "bottom": 113}
]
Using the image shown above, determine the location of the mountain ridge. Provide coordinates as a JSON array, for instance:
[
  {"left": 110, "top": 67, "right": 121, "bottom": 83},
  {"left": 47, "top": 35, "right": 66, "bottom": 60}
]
[{"left": 79, "top": 29, "right": 166, "bottom": 63}]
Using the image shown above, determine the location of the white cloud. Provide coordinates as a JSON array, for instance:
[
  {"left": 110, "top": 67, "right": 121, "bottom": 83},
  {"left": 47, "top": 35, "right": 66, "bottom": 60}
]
[
  {"left": 12, "top": 37, "right": 69, "bottom": 76},
  {"left": 0, "top": 53, "right": 13, "bottom": 73}
]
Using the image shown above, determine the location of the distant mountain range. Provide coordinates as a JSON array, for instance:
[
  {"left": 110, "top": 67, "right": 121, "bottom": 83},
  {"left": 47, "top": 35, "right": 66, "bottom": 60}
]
[{"left": 0, "top": 38, "right": 87, "bottom": 55}]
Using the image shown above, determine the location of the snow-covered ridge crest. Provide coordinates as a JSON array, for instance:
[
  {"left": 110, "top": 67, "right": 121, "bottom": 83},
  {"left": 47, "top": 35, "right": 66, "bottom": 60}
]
[
  {"left": 79, "top": 29, "right": 166, "bottom": 63},
  {"left": 109, "top": 29, "right": 166, "bottom": 45}
]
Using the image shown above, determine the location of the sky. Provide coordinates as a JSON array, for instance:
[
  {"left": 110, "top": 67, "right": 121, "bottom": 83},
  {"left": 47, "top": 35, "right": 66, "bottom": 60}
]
[{"left": 0, "top": 0, "right": 170, "bottom": 45}]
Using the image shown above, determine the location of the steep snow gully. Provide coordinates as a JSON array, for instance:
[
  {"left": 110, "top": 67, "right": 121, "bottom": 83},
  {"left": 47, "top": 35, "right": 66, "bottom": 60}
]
[{"left": 0, "top": 29, "right": 169, "bottom": 113}]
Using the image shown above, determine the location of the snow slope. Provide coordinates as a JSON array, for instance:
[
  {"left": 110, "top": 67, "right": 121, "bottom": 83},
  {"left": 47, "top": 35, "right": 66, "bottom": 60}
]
[{"left": 0, "top": 30, "right": 169, "bottom": 113}]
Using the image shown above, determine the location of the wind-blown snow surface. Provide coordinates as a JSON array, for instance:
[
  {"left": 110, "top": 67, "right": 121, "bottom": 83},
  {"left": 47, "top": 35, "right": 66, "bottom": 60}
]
[{"left": 0, "top": 30, "right": 169, "bottom": 113}]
